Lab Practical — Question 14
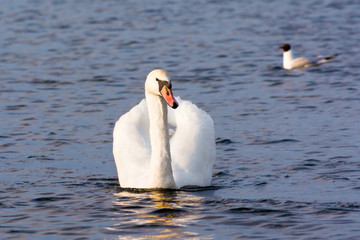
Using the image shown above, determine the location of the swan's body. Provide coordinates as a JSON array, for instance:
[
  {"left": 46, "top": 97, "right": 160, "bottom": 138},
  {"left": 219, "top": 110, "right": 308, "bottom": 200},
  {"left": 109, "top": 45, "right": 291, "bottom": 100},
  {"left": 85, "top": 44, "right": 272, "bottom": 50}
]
[
  {"left": 113, "top": 69, "right": 215, "bottom": 189},
  {"left": 279, "top": 43, "right": 337, "bottom": 69}
]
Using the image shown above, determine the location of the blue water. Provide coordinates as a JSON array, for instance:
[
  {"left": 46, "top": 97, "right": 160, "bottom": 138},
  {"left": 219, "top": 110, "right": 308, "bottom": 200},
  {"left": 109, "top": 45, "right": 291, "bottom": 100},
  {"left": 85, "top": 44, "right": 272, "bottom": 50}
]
[{"left": 1, "top": 0, "right": 360, "bottom": 239}]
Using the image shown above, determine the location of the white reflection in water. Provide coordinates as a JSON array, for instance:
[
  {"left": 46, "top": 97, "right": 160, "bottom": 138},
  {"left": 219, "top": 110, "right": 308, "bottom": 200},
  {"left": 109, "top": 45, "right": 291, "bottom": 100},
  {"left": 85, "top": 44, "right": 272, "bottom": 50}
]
[{"left": 110, "top": 190, "right": 208, "bottom": 239}]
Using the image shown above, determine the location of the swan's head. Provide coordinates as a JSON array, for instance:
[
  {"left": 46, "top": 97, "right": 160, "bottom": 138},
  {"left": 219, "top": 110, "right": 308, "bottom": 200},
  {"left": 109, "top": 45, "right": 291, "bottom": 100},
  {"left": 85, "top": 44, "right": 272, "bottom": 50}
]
[{"left": 145, "top": 69, "right": 179, "bottom": 109}]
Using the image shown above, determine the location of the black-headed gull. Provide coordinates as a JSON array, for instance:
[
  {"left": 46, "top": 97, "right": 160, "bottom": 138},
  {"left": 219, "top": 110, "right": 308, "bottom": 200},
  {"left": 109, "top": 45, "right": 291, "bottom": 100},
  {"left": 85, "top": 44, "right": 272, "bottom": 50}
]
[{"left": 279, "top": 43, "right": 337, "bottom": 69}]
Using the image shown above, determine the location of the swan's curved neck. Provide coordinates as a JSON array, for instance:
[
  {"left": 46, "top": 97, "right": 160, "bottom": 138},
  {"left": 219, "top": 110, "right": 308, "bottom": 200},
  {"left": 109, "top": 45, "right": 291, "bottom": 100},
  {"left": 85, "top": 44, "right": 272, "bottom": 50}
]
[
  {"left": 283, "top": 50, "right": 294, "bottom": 69},
  {"left": 145, "top": 91, "right": 176, "bottom": 188}
]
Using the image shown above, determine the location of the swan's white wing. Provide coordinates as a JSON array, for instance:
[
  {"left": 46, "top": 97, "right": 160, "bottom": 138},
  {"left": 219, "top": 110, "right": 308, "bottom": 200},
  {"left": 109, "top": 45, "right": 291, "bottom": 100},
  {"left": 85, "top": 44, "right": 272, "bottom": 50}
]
[
  {"left": 113, "top": 99, "right": 151, "bottom": 188},
  {"left": 168, "top": 97, "right": 216, "bottom": 187}
]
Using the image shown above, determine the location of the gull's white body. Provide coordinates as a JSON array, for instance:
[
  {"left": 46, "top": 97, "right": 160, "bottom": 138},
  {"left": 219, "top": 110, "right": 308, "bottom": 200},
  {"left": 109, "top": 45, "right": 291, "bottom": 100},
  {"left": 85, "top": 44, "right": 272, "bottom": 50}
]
[
  {"left": 282, "top": 49, "right": 314, "bottom": 69},
  {"left": 113, "top": 70, "right": 215, "bottom": 189}
]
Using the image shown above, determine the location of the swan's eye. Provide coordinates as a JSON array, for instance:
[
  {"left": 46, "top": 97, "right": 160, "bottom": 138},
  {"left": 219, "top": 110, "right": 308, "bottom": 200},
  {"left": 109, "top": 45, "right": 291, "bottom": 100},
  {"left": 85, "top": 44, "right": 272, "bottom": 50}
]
[{"left": 156, "top": 78, "right": 172, "bottom": 92}]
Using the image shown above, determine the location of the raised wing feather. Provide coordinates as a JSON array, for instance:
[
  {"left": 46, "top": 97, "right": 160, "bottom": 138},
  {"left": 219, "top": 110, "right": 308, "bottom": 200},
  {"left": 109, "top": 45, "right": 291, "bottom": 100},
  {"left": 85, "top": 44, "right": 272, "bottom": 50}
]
[
  {"left": 113, "top": 99, "right": 151, "bottom": 188},
  {"left": 168, "top": 97, "right": 216, "bottom": 187}
]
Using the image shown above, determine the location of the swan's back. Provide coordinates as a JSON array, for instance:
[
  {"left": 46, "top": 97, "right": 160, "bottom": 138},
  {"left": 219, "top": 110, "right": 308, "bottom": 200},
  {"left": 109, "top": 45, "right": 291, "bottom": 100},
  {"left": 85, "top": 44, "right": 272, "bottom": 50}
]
[{"left": 168, "top": 98, "right": 216, "bottom": 187}]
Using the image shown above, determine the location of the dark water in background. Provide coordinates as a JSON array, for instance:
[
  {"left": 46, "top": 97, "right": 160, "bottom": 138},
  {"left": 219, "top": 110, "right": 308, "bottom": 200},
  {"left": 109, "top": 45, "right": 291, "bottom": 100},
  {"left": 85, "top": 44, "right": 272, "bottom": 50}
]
[{"left": 1, "top": 0, "right": 360, "bottom": 239}]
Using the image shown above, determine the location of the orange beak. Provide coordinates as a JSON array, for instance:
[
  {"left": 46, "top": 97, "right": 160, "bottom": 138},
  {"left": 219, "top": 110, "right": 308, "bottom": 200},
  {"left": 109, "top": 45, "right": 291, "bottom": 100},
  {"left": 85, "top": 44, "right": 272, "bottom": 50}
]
[{"left": 160, "top": 85, "right": 178, "bottom": 109}]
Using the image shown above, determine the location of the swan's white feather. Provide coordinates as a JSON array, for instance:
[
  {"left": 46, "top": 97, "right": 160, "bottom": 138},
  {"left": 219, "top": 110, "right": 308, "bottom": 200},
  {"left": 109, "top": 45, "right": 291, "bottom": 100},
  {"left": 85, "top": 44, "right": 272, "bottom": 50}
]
[
  {"left": 113, "top": 97, "right": 215, "bottom": 188},
  {"left": 168, "top": 97, "right": 215, "bottom": 187},
  {"left": 113, "top": 99, "right": 151, "bottom": 188}
]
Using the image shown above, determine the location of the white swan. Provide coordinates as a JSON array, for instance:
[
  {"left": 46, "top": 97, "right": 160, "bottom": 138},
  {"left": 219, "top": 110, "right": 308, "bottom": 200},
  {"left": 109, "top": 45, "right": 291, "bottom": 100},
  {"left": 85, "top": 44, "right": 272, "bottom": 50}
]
[{"left": 113, "top": 69, "right": 216, "bottom": 189}]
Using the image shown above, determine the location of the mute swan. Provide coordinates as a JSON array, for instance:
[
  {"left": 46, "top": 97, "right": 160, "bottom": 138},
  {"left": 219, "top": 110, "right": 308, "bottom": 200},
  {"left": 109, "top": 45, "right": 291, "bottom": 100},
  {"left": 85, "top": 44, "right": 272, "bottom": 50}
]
[
  {"left": 113, "top": 69, "right": 216, "bottom": 189},
  {"left": 279, "top": 43, "right": 337, "bottom": 69}
]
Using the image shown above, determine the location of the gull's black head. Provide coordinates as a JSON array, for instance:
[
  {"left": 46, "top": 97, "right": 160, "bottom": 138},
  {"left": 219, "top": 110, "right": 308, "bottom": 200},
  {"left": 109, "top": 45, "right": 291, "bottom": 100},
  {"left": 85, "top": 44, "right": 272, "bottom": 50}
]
[{"left": 279, "top": 43, "right": 291, "bottom": 52}]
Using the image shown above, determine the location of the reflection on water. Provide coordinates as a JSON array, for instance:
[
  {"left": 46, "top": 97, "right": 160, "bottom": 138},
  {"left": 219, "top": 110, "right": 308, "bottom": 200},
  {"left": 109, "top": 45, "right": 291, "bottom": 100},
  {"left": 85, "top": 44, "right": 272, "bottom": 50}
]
[{"left": 110, "top": 190, "right": 207, "bottom": 239}]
